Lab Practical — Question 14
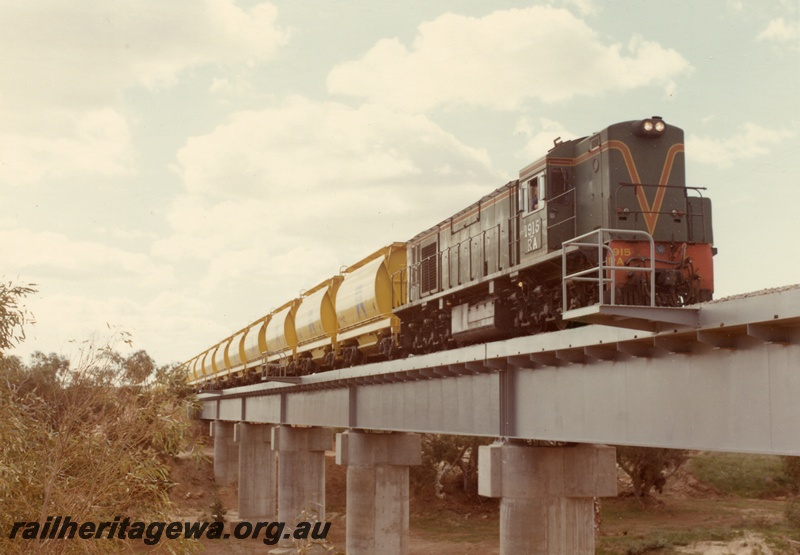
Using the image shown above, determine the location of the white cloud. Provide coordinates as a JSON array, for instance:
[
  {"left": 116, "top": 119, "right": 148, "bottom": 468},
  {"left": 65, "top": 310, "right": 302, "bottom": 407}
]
[
  {"left": 0, "top": 0, "right": 291, "bottom": 186},
  {"left": 209, "top": 77, "right": 258, "bottom": 102},
  {"left": 687, "top": 123, "right": 795, "bottom": 167},
  {"left": 199, "top": 244, "right": 343, "bottom": 299},
  {"left": 0, "top": 229, "right": 173, "bottom": 286},
  {"left": 515, "top": 117, "right": 580, "bottom": 159},
  {"left": 0, "top": 108, "right": 136, "bottom": 184},
  {"left": 165, "top": 98, "right": 498, "bottom": 262},
  {"left": 756, "top": 17, "right": 799, "bottom": 45},
  {"left": 0, "top": 1, "right": 290, "bottom": 109},
  {"left": 561, "top": 0, "right": 600, "bottom": 16},
  {"left": 327, "top": 6, "right": 691, "bottom": 112},
  {"left": 174, "top": 97, "right": 494, "bottom": 196}
]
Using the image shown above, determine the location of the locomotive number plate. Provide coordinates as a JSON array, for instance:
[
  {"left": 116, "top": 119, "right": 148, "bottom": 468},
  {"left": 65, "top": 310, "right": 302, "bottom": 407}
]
[{"left": 521, "top": 215, "right": 543, "bottom": 254}]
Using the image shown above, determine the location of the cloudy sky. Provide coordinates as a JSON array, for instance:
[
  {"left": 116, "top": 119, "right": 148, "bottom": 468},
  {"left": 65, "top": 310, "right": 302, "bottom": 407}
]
[{"left": 3, "top": 0, "right": 798, "bottom": 365}]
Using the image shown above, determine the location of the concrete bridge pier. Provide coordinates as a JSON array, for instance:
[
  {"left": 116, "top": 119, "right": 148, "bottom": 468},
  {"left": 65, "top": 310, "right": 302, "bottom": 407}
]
[
  {"left": 271, "top": 425, "right": 331, "bottom": 526},
  {"left": 237, "top": 422, "right": 277, "bottom": 519},
  {"left": 336, "top": 431, "right": 421, "bottom": 555},
  {"left": 479, "top": 442, "right": 617, "bottom": 555},
  {"left": 212, "top": 420, "right": 238, "bottom": 486}
]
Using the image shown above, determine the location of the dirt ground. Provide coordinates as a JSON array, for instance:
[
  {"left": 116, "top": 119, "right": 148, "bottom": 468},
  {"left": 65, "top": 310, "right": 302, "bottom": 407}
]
[
  {"left": 674, "top": 532, "right": 778, "bottom": 555},
  {"left": 167, "top": 448, "right": 500, "bottom": 554},
  {"left": 162, "top": 438, "right": 798, "bottom": 555}
]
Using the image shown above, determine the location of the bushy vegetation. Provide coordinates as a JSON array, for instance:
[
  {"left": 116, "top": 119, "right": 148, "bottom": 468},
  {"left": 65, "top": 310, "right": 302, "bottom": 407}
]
[
  {"left": 0, "top": 283, "right": 201, "bottom": 554},
  {"left": 0, "top": 281, "right": 36, "bottom": 350},
  {"left": 616, "top": 446, "right": 688, "bottom": 498},
  {"left": 410, "top": 435, "right": 492, "bottom": 498}
]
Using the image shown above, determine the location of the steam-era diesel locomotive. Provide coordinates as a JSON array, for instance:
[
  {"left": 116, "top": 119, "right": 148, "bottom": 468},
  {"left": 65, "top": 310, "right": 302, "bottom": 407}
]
[{"left": 185, "top": 116, "right": 714, "bottom": 389}]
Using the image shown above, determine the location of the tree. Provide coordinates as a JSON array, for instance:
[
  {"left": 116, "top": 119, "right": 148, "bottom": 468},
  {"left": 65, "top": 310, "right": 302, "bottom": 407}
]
[
  {"left": 123, "top": 349, "right": 157, "bottom": 384},
  {"left": 410, "top": 434, "right": 491, "bottom": 498},
  {"left": 0, "top": 285, "right": 201, "bottom": 554},
  {"left": 616, "top": 446, "right": 688, "bottom": 499},
  {"left": 15, "top": 351, "right": 68, "bottom": 395},
  {"left": 0, "top": 281, "right": 36, "bottom": 351},
  {"left": 97, "top": 347, "right": 158, "bottom": 385}
]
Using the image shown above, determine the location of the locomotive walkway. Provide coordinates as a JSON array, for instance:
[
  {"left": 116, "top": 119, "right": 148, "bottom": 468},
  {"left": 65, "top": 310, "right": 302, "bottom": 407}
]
[{"left": 198, "top": 285, "right": 800, "bottom": 554}]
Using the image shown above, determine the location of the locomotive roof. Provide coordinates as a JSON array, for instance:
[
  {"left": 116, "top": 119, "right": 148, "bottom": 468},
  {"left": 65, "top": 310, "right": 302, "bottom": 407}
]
[{"left": 407, "top": 117, "right": 683, "bottom": 245}]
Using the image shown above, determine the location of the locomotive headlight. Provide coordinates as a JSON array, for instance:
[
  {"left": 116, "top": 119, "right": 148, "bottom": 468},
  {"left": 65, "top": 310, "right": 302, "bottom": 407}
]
[{"left": 632, "top": 116, "right": 667, "bottom": 138}]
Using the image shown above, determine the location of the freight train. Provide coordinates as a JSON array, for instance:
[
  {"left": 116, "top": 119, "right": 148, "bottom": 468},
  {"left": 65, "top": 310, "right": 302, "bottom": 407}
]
[{"left": 184, "top": 116, "right": 714, "bottom": 389}]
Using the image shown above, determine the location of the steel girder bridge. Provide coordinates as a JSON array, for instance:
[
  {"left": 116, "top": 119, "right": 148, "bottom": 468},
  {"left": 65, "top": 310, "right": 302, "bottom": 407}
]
[{"left": 200, "top": 284, "right": 800, "bottom": 456}]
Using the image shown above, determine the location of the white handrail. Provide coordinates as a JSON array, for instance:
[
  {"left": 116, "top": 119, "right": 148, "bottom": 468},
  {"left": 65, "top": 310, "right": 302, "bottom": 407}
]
[{"left": 562, "top": 229, "right": 656, "bottom": 313}]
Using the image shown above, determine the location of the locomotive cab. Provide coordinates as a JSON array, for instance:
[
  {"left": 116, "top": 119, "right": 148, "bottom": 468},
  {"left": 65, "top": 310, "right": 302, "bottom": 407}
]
[{"left": 517, "top": 139, "right": 578, "bottom": 264}]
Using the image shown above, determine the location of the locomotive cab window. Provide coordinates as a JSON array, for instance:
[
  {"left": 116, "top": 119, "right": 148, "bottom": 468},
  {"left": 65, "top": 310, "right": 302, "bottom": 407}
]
[{"left": 524, "top": 174, "right": 545, "bottom": 212}]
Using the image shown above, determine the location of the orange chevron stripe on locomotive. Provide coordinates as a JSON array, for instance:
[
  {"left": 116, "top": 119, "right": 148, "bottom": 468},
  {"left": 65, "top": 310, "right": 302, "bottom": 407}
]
[{"left": 606, "top": 141, "right": 684, "bottom": 235}]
